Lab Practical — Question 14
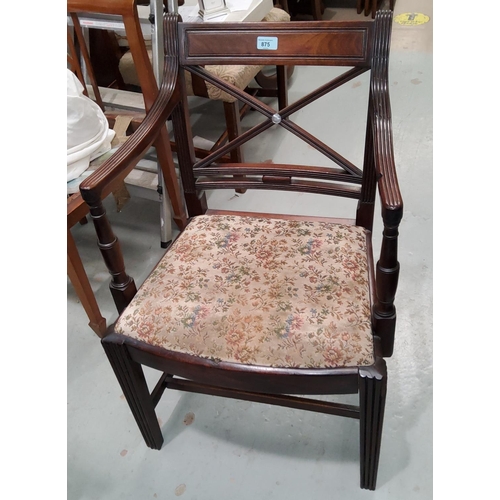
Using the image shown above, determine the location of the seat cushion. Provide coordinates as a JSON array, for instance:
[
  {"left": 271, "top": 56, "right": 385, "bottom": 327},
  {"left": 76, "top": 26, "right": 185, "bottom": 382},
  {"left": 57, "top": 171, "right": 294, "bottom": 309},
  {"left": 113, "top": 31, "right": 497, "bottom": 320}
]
[{"left": 115, "top": 214, "right": 374, "bottom": 369}]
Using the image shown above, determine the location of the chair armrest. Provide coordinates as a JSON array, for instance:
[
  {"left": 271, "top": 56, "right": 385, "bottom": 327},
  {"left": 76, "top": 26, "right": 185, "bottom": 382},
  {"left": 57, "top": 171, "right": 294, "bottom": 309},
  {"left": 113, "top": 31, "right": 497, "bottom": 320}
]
[
  {"left": 370, "top": 81, "right": 403, "bottom": 356},
  {"left": 370, "top": 11, "right": 403, "bottom": 228},
  {"left": 79, "top": 46, "right": 180, "bottom": 205},
  {"left": 371, "top": 87, "right": 403, "bottom": 227},
  {"left": 370, "top": 11, "right": 403, "bottom": 357}
]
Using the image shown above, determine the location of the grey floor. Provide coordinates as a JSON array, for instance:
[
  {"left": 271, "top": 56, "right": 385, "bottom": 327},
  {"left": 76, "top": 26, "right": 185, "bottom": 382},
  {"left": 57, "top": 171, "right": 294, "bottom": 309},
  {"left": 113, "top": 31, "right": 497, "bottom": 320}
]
[{"left": 68, "top": 0, "right": 433, "bottom": 498}]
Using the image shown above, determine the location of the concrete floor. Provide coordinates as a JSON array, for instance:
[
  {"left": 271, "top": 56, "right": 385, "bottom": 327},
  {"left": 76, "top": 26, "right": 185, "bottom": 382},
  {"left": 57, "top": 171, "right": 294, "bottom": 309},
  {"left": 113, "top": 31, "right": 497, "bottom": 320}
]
[{"left": 68, "top": 0, "right": 433, "bottom": 498}]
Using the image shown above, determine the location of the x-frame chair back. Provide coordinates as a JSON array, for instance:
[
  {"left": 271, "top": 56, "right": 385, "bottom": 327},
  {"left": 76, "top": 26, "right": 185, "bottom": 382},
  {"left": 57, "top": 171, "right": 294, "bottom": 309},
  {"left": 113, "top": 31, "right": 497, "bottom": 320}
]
[
  {"left": 174, "top": 13, "right": 402, "bottom": 355},
  {"left": 79, "top": 10, "right": 402, "bottom": 491},
  {"left": 178, "top": 19, "right": 376, "bottom": 204}
]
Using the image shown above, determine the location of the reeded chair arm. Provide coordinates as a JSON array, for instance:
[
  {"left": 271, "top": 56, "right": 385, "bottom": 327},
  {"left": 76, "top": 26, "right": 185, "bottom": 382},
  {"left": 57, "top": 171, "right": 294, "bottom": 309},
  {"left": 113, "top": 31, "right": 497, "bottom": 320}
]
[
  {"left": 79, "top": 57, "right": 180, "bottom": 204},
  {"left": 370, "top": 10, "right": 403, "bottom": 357},
  {"left": 370, "top": 11, "right": 403, "bottom": 224},
  {"left": 371, "top": 91, "right": 403, "bottom": 225}
]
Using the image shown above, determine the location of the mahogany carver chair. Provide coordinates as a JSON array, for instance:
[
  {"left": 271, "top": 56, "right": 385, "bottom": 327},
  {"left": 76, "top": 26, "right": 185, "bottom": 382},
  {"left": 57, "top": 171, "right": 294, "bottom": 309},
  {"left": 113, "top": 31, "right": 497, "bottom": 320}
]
[{"left": 79, "top": 10, "right": 402, "bottom": 490}]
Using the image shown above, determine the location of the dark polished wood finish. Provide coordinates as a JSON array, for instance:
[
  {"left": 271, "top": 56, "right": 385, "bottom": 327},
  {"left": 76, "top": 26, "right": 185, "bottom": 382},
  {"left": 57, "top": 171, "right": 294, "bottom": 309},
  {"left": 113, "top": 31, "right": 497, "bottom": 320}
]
[
  {"left": 180, "top": 21, "right": 374, "bottom": 66},
  {"left": 359, "top": 354, "right": 387, "bottom": 490},
  {"left": 79, "top": 11, "right": 402, "bottom": 490}
]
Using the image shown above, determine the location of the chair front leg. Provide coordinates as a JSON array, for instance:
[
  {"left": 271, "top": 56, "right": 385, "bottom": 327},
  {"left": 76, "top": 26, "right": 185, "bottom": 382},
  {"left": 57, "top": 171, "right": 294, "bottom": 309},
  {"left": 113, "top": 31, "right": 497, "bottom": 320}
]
[
  {"left": 102, "top": 337, "right": 164, "bottom": 449},
  {"left": 359, "top": 357, "right": 387, "bottom": 490}
]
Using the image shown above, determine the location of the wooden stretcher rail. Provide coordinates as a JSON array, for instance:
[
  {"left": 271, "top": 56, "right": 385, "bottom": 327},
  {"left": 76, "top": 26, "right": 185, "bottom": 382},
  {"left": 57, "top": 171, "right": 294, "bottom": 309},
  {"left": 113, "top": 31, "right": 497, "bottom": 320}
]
[{"left": 153, "top": 374, "right": 361, "bottom": 419}]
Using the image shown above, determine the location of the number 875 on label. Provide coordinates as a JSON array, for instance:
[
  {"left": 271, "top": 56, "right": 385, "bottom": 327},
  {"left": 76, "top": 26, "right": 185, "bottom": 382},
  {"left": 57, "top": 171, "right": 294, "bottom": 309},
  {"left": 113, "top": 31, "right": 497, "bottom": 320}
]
[{"left": 257, "top": 36, "right": 278, "bottom": 50}]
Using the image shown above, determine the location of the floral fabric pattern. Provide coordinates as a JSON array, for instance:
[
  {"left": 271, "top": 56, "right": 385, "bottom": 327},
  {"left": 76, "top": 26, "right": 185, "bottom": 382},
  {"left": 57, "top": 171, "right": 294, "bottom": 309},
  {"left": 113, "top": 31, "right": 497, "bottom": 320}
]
[{"left": 115, "top": 215, "right": 374, "bottom": 368}]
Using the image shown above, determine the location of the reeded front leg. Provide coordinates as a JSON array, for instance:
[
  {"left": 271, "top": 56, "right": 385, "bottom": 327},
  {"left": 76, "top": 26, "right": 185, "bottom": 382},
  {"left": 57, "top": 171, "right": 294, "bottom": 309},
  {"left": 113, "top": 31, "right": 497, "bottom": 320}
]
[
  {"left": 359, "top": 358, "right": 387, "bottom": 490},
  {"left": 102, "top": 337, "right": 164, "bottom": 449}
]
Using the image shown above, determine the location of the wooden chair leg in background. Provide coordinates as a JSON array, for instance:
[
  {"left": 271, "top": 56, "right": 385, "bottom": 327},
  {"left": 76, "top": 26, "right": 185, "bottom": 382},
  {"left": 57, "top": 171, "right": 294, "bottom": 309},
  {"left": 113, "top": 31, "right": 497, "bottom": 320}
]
[
  {"left": 311, "top": 0, "right": 323, "bottom": 20},
  {"left": 224, "top": 100, "right": 247, "bottom": 194},
  {"left": 223, "top": 101, "right": 244, "bottom": 164},
  {"left": 67, "top": 228, "right": 106, "bottom": 336},
  {"left": 364, "top": 0, "right": 370, "bottom": 17},
  {"left": 154, "top": 126, "right": 188, "bottom": 232},
  {"left": 276, "top": 65, "right": 289, "bottom": 110}
]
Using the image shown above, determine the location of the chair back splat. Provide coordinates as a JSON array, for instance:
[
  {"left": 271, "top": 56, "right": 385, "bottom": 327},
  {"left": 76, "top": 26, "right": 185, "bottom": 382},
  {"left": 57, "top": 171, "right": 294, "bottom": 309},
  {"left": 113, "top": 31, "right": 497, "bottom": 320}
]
[{"left": 79, "top": 10, "right": 403, "bottom": 491}]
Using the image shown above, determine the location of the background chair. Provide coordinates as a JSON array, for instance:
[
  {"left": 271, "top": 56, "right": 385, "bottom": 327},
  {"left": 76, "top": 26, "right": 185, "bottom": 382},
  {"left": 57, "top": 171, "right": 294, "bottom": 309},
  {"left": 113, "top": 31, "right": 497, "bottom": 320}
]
[
  {"left": 282, "top": 0, "right": 395, "bottom": 20},
  {"left": 79, "top": 10, "right": 402, "bottom": 490}
]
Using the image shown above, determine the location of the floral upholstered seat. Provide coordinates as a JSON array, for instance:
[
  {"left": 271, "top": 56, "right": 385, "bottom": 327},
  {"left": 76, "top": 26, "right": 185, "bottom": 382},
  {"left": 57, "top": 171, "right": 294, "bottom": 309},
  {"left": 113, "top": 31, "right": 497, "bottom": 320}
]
[{"left": 115, "top": 214, "right": 375, "bottom": 369}]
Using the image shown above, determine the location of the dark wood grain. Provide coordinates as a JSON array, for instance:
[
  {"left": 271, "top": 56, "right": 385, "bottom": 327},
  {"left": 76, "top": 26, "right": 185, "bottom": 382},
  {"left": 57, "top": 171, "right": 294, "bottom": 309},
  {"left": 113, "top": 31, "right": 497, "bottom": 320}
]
[
  {"left": 79, "top": 10, "right": 402, "bottom": 491},
  {"left": 359, "top": 356, "right": 387, "bottom": 490},
  {"left": 180, "top": 22, "right": 374, "bottom": 66}
]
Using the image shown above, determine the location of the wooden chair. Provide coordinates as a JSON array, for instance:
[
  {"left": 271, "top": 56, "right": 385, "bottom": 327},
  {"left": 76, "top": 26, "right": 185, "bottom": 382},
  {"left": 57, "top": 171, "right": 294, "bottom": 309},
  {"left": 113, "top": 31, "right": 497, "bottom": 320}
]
[
  {"left": 79, "top": 10, "right": 402, "bottom": 490},
  {"left": 67, "top": 0, "right": 189, "bottom": 335}
]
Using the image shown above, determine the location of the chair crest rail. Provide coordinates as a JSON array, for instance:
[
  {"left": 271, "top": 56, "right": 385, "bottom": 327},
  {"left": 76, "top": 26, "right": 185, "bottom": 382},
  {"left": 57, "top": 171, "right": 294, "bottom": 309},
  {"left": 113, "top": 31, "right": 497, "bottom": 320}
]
[{"left": 179, "top": 21, "right": 374, "bottom": 66}]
